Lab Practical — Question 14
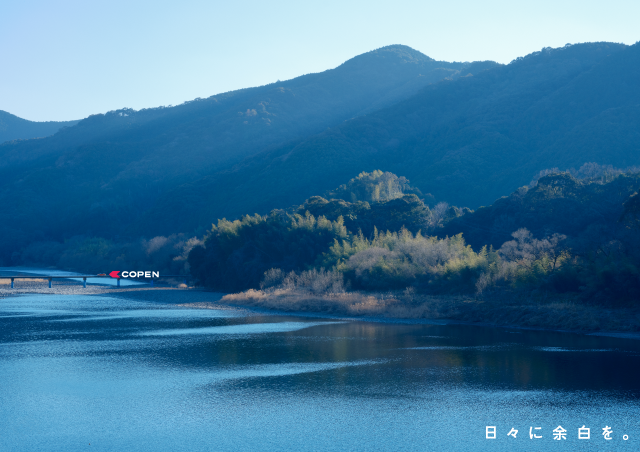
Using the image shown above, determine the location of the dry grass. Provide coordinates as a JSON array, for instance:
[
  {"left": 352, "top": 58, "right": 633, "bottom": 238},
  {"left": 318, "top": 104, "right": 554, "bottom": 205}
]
[
  {"left": 223, "top": 289, "right": 474, "bottom": 319},
  {"left": 221, "top": 288, "right": 640, "bottom": 333}
]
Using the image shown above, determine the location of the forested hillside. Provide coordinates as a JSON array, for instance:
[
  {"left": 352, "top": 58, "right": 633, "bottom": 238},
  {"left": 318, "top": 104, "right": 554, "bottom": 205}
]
[
  {"left": 0, "top": 110, "right": 78, "bottom": 144},
  {"left": 11, "top": 165, "right": 640, "bottom": 305},
  {"left": 145, "top": 42, "right": 640, "bottom": 237},
  {"left": 4, "top": 41, "right": 640, "bottom": 272},
  {"left": 441, "top": 164, "right": 640, "bottom": 249},
  {"left": 189, "top": 168, "right": 640, "bottom": 304},
  {"left": 0, "top": 45, "right": 484, "bottom": 263}
]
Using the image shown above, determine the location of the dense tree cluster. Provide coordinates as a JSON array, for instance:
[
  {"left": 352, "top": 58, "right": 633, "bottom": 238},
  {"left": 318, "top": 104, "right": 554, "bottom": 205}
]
[
  {"left": 322, "top": 229, "right": 490, "bottom": 292},
  {"left": 295, "top": 171, "right": 464, "bottom": 237},
  {"left": 188, "top": 167, "right": 640, "bottom": 307},
  {"left": 443, "top": 168, "right": 640, "bottom": 249},
  {"left": 188, "top": 212, "right": 348, "bottom": 292},
  {"left": 322, "top": 170, "right": 426, "bottom": 204}
]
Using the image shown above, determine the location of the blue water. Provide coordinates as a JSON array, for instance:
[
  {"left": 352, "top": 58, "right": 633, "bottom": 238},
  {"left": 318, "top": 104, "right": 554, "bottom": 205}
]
[{"left": 1, "top": 292, "right": 639, "bottom": 451}]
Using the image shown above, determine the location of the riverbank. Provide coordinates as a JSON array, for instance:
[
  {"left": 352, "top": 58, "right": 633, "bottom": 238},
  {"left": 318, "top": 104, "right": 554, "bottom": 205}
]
[
  {"left": 3, "top": 280, "right": 639, "bottom": 335},
  {"left": 220, "top": 287, "right": 640, "bottom": 334}
]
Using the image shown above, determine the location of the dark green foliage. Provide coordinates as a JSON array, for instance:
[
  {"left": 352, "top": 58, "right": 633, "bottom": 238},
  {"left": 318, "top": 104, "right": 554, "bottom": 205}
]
[
  {"left": 442, "top": 170, "right": 640, "bottom": 249},
  {"left": 298, "top": 193, "right": 431, "bottom": 237},
  {"left": 188, "top": 213, "right": 348, "bottom": 292},
  {"left": 189, "top": 168, "right": 640, "bottom": 309},
  {"left": 440, "top": 167, "right": 640, "bottom": 305},
  {"left": 187, "top": 172, "right": 477, "bottom": 293},
  {"left": 290, "top": 170, "right": 435, "bottom": 237},
  {"left": 16, "top": 164, "right": 640, "bottom": 308},
  {"left": 323, "top": 170, "right": 426, "bottom": 204},
  {"left": 580, "top": 256, "right": 640, "bottom": 305}
]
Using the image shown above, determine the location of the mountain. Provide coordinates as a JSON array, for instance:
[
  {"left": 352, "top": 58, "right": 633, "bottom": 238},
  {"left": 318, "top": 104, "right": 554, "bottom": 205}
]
[
  {"left": 441, "top": 170, "right": 640, "bottom": 250},
  {"left": 5, "top": 41, "right": 640, "bottom": 266},
  {"left": 0, "top": 45, "right": 490, "bottom": 263},
  {"left": 139, "top": 41, "right": 638, "bottom": 236},
  {"left": 0, "top": 111, "right": 78, "bottom": 144},
  {"left": 1, "top": 45, "right": 479, "bottom": 175}
]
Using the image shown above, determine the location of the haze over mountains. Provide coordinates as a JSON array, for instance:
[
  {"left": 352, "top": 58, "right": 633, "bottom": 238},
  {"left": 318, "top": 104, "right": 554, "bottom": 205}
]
[
  {"left": 0, "top": 45, "right": 493, "bottom": 261},
  {"left": 1, "top": 42, "right": 640, "bottom": 264},
  {"left": 0, "top": 110, "right": 78, "bottom": 144},
  {"left": 147, "top": 41, "right": 637, "bottom": 235}
]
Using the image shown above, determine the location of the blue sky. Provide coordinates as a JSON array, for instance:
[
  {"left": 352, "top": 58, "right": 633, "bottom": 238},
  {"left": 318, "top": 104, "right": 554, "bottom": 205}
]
[{"left": 2, "top": 0, "right": 639, "bottom": 121}]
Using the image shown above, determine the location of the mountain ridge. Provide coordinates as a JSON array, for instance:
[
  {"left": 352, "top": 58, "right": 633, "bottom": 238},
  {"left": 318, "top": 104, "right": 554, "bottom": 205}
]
[
  {"left": 134, "top": 42, "right": 636, "bottom": 236},
  {"left": 0, "top": 110, "right": 79, "bottom": 144},
  {"left": 0, "top": 44, "right": 495, "bottom": 263}
]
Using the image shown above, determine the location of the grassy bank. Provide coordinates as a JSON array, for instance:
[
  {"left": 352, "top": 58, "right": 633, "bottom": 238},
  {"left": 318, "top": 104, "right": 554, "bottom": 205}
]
[
  {"left": 3, "top": 278, "right": 638, "bottom": 334},
  {"left": 221, "top": 288, "right": 640, "bottom": 333}
]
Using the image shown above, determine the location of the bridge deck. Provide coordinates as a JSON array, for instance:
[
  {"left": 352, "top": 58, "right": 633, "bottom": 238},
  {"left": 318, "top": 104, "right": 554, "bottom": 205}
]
[{"left": 0, "top": 274, "right": 188, "bottom": 289}]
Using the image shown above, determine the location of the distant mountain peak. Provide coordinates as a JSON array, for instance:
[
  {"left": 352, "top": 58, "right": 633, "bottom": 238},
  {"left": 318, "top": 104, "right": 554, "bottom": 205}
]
[
  {"left": 370, "top": 44, "right": 435, "bottom": 61},
  {"left": 339, "top": 44, "right": 437, "bottom": 70}
]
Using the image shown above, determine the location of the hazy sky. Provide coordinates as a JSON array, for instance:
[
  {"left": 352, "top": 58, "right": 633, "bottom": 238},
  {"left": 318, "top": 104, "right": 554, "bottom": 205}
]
[{"left": 2, "top": 0, "right": 639, "bottom": 121}]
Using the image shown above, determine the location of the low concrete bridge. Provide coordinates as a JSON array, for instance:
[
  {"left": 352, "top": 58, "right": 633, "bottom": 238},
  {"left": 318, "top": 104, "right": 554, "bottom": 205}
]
[{"left": 0, "top": 274, "right": 188, "bottom": 289}]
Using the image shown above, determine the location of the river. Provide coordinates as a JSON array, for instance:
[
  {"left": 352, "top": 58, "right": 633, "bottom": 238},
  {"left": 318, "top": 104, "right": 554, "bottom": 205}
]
[{"left": 1, "top": 290, "right": 639, "bottom": 451}]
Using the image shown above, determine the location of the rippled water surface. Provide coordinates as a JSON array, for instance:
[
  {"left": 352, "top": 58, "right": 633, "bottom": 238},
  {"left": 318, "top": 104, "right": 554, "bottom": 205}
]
[{"left": 1, "top": 292, "right": 640, "bottom": 451}]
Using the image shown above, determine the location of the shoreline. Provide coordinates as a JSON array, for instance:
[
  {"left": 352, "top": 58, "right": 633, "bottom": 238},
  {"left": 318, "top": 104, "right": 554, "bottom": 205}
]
[
  {"left": 2, "top": 281, "right": 640, "bottom": 339},
  {"left": 216, "top": 300, "right": 640, "bottom": 340},
  {"left": 218, "top": 287, "right": 640, "bottom": 339}
]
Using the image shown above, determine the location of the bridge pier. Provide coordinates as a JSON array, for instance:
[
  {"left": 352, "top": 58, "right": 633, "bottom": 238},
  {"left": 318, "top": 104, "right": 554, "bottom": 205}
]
[
  {"left": 48, "top": 278, "right": 52, "bottom": 289},
  {"left": 11, "top": 278, "right": 14, "bottom": 289},
  {"left": 83, "top": 278, "right": 87, "bottom": 288}
]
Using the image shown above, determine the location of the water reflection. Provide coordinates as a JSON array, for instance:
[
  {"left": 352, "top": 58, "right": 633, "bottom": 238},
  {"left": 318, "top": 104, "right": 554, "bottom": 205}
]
[
  {"left": 139, "top": 321, "right": 345, "bottom": 336},
  {"left": 1, "top": 293, "right": 639, "bottom": 451}
]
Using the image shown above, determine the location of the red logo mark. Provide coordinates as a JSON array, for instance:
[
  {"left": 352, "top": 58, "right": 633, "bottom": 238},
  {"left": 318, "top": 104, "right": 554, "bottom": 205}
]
[{"left": 109, "top": 271, "right": 121, "bottom": 279}]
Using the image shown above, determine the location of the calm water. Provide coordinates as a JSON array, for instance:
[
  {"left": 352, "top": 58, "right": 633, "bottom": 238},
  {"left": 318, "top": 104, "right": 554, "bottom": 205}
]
[{"left": 1, "top": 292, "right": 639, "bottom": 451}]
